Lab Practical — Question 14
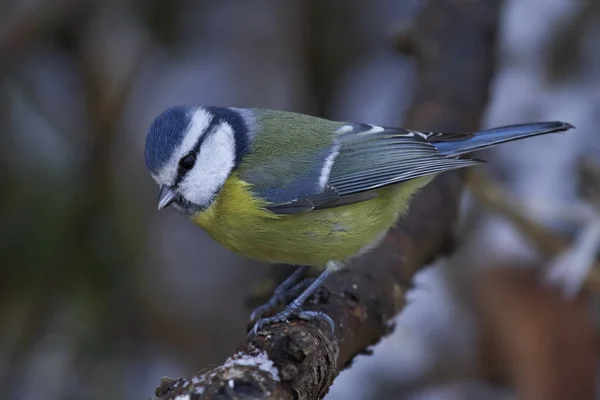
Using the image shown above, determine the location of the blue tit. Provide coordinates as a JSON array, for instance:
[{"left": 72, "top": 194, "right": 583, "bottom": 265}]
[{"left": 144, "top": 105, "right": 573, "bottom": 333}]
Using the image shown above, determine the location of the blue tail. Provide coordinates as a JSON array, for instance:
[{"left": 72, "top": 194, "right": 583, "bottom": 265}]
[{"left": 433, "top": 121, "right": 574, "bottom": 156}]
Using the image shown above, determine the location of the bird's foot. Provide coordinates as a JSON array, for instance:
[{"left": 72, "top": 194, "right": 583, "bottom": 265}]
[
  {"left": 249, "top": 307, "right": 334, "bottom": 336},
  {"left": 250, "top": 278, "right": 312, "bottom": 321},
  {"left": 248, "top": 266, "right": 336, "bottom": 337}
]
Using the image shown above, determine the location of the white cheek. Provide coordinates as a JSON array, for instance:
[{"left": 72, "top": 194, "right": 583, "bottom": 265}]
[
  {"left": 179, "top": 122, "right": 235, "bottom": 207},
  {"left": 155, "top": 108, "right": 214, "bottom": 186}
]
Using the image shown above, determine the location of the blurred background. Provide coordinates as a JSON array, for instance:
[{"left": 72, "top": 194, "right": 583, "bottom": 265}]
[{"left": 1, "top": 0, "right": 599, "bottom": 399}]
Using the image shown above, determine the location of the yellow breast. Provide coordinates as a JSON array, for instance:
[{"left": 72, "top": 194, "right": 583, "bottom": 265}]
[{"left": 191, "top": 174, "right": 431, "bottom": 267}]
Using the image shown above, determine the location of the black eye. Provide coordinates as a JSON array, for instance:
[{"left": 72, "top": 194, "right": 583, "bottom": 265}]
[{"left": 179, "top": 154, "right": 196, "bottom": 170}]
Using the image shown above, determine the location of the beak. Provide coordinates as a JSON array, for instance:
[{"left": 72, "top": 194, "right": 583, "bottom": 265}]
[{"left": 157, "top": 185, "right": 179, "bottom": 210}]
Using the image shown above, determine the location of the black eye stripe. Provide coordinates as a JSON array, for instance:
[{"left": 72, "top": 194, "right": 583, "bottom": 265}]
[{"left": 174, "top": 116, "right": 224, "bottom": 185}]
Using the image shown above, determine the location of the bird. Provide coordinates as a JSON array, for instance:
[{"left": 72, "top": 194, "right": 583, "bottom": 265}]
[{"left": 144, "top": 105, "right": 574, "bottom": 334}]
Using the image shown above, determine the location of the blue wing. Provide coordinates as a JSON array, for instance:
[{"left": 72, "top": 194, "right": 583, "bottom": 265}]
[
  {"left": 245, "top": 120, "right": 572, "bottom": 214},
  {"left": 254, "top": 122, "right": 480, "bottom": 214},
  {"left": 326, "top": 124, "right": 480, "bottom": 197}
]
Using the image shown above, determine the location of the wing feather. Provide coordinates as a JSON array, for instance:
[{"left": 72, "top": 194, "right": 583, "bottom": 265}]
[
  {"left": 320, "top": 125, "right": 479, "bottom": 197},
  {"left": 254, "top": 122, "right": 479, "bottom": 214},
  {"left": 238, "top": 113, "right": 567, "bottom": 215}
]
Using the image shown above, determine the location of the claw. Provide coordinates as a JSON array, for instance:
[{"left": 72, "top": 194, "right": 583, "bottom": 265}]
[
  {"left": 247, "top": 265, "right": 337, "bottom": 337},
  {"left": 250, "top": 303, "right": 274, "bottom": 322},
  {"left": 250, "top": 277, "right": 312, "bottom": 321},
  {"left": 249, "top": 308, "right": 335, "bottom": 337},
  {"left": 297, "top": 310, "right": 335, "bottom": 332}
]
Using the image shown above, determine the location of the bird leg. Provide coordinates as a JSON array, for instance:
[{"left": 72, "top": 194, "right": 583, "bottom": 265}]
[
  {"left": 250, "top": 265, "right": 309, "bottom": 320},
  {"left": 250, "top": 266, "right": 336, "bottom": 336}
]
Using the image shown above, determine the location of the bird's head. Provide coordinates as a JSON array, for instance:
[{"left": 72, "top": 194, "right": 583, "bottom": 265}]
[{"left": 144, "top": 105, "right": 251, "bottom": 215}]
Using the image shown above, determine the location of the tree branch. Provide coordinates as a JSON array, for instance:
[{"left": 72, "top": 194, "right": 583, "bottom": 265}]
[{"left": 153, "top": 0, "right": 503, "bottom": 399}]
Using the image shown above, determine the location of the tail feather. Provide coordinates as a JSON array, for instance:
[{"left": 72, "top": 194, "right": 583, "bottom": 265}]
[{"left": 433, "top": 121, "right": 574, "bottom": 156}]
